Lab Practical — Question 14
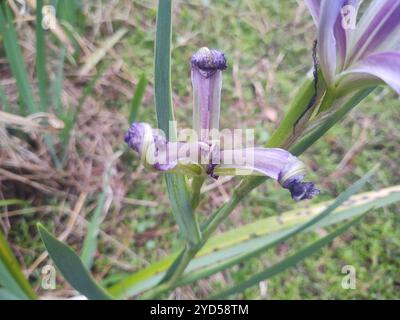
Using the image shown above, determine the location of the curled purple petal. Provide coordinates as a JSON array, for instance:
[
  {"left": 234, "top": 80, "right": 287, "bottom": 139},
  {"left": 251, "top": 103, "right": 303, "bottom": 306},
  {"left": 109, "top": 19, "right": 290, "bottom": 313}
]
[
  {"left": 125, "top": 122, "right": 205, "bottom": 175},
  {"left": 281, "top": 176, "right": 320, "bottom": 201},
  {"left": 124, "top": 122, "right": 151, "bottom": 153},
  {"left": 213, "top": 148, "right": 319, "bottom": 201}
]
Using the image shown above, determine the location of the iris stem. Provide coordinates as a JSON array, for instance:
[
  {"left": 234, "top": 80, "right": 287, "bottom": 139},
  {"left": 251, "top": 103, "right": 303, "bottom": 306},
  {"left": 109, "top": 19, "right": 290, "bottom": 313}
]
[{"left": 191, "top": 176, "right": 205, "bottom": 209}]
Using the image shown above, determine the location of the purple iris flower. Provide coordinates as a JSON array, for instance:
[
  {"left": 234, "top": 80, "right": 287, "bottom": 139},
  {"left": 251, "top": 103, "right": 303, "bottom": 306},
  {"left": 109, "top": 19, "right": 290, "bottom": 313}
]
[
  {"left": 125, "top": 48, "right": 319, "bottom": 201},
  {"left": 307, "top": 0, "right": 400, "bottom": 95}
]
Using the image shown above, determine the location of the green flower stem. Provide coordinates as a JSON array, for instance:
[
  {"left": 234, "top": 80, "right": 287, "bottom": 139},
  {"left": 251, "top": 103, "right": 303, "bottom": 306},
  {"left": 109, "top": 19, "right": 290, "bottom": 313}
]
[{"left": 191, "top": 176, "right": 205, "bottom": 209}]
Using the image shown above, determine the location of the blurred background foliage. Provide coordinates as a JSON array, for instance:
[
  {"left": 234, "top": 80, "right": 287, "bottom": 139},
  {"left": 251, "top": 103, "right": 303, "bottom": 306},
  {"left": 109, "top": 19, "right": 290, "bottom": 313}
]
[{"left": 0, "top": 0, "right": 399, "bottom": 299}]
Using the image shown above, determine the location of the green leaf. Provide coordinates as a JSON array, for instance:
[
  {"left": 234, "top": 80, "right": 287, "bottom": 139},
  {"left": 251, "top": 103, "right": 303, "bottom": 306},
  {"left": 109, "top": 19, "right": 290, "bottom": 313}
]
[
  {"left": 36, "top": 0, "right": 48, "bottom": 112},
  {"left": 51, "top": 47, "right": 66, "bottom": 115},
  {"left": 173, "top": 167, "right": 377, "bottom": 287},
  {"left": 0, "top": 288, "right": 20, "bottom": 300},
  {"left": 154, "top": 0, "right": 201, "bottom": 246},
  {"left": 81, "top": 163, "right": 112, "bottom": 268},
  {"left": 0, "top": 199, "right": 29, "bottom": 207},
  {"left": 80, "top": 191, "right": 105, "bottom": 268},
  {"left": 212, "top": 213, "right": 368, "bottom": 299},
  {"left": 290, "top": 87, "right": 375, "bottom": 155},
  {"left": 109, "top": 183, "right": 400, "bottom": 298},
  {"left": 37, "top": 224, "right": 112, "bottom": 300},
  {"left": 0, "top": 4, "right": 37, "bottom": 114},
  {"left": 128, "top": 73, "right": 147, "bottom": 124},
  {"left": 0, "top": 231, "right": 37, "bottom": 299}
]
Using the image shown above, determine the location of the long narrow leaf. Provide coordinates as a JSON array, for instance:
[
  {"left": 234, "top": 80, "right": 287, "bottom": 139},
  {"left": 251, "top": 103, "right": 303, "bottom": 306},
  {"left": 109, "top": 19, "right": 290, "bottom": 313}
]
[
  {"left": 51, "top": 47, "right": 66, "bottom": 115},
  {"left": 37, "top": 224, "right": 112, "bottom": 300},
  {"left": 167, "top": 168, "right": 377, "bottom": 288},
  {"left": 154, "top": 0, "right": 201, "bottom": 246},
  {"left": 35, "top": 0, "right": 48, "bottom": 111},
  {"left": 0, "top": 288, "right": 20, "bottom": 300},
  {"left": 0, "top": 4, "right": 37, "bottom": 114},
  {"left": 81, "top": 163, "right": 112, "bottom": 268},
  {"left": 212, "top": 214, "right": 368, "bottom": 299},
  {"left": 109, "top": 183, "right": 400, "bottom": 298},
  {"left": 0, "top": 231, "right": 37, "bottom": 299},
  {"left": 128, "top": 73, "right": 147, "bottom": 124}
]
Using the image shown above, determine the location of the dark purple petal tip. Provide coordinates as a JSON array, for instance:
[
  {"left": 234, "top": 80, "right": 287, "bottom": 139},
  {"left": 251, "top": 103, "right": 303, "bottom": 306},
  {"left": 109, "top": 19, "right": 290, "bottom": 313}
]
[
  {"left": 282, "top": 177, "right": 320, "bottom": 201},
  {"left": 191, "top": 47, "right": 227, "bottom": 77}
]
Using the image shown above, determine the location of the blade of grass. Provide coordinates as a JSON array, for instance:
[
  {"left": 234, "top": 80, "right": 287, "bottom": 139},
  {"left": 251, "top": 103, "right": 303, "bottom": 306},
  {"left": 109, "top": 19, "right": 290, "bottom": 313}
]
[
  {"left": 78, "top": 28, "right": 127, "bottom": 77},
  {"left": 56, "top": 0, "right": 79, "bottom": 28},
  {"left": 0, "top": 3, "right": 37, "bottom": 114},
  {"left": 80, "top": 162, "right": 112, "bottom": 268},
  {"left": 0, "top": 199, "right": 29, "bottom": 207},
  {"left": 154, "top": 0, "right": 201, "bottom": 246},
  {"left": 0, "top": 231, "right": 37, "bottom": 299},
  {"left": 51, "top": 47, "right": 66, "bottom": 115},
  {"left": 37, "top": 224, "right": 112, "bottom": 300},
  {"left": 212, "top": 213, "right": 369, "bottom": 299},
  {"left": 80, "top": 191, "right": 106, "bottom": 268},
  {"left": 34, "top": 0, "right": 62, "bottom": 169},
  {"left": 128, "top": 73, "right": 147, "bottom": 124},
  {"left": 35, "top": 0, "right": 48, "bottom": 112}
]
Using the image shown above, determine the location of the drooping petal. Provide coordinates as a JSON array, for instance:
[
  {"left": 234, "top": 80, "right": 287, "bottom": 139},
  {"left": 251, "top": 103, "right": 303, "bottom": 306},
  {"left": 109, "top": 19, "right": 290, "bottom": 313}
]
[
  {"left": 347, "top": 0, "right": 400, "bottom": 63},
  {"left": 317, "top": 0, "right": 346, "bottom": 85},
  {"left": 125, "top": 122, "right": 204, "bottom": 175},
  {"left": 191, "top": 47, "right": 227, "bottom": 141},
  {"left": 213, "top": 148, "right": 319, "bottom": 201},
  {"left": 339, "top": 51, "right": 400, "bottom": 94}
]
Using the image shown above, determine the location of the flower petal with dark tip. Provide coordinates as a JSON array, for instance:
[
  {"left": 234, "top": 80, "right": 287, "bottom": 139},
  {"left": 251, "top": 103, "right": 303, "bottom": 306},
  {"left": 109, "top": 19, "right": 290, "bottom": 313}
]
[
  {"left": 191, "top": 47, "right": 227, "bottom": 141},
  {"left": 213, "top": 148, "right": 319, "bottom": 201}
]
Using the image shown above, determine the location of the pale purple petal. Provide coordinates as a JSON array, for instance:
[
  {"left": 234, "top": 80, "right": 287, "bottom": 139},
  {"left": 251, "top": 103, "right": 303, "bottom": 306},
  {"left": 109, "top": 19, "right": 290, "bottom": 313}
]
[
  {"left": 213, "top": 148, "right": 319, "bottom": 201},
  {"left": 191, "top": 47, "right": 226, "bottom": 141},
  {"left": 342, "top": 51, "right": 400, "bottom": 94},
  {"left": 348, "top": 0, "right": 400, "bottom": 62},
  {"left": 318, "top": 0, "right": 346, "bottom": 85},
  {"left": 334, "top": 0, "right": 360, "bottom": 69},
  {"left": 307, "top": 0, "right": 360, "bottom": 70}
]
